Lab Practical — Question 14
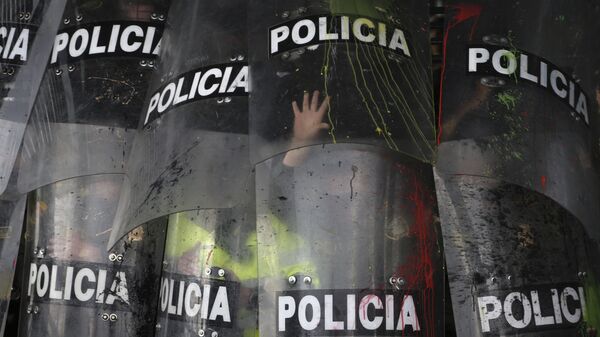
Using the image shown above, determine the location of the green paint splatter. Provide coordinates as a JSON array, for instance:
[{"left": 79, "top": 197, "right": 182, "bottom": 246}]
[{"left": 496, "top": 90, "right": 521, "bottom": 110}]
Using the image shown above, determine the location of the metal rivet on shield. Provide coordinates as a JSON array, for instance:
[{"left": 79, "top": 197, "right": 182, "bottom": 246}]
[
  {"left": 33, "top": 248, "right": 38, "bottom": 255},
  {"left": 158, "top": 14, "right": 166, "bottom": 21},
  {"left": 76, "top": 15, "right": 83, "bottom": 22},
  {"left": 151, "top": 13, "right": 158, "bottom": 20},
  {"left": 116, "top": 254, "right": 124, "bottom": 262},
  {"left": 26, "top": 305, "right": 32, "bottom": 314},
  {"left": 388, "top": 277, "right": 397, "bottom": 286},
  {"left": 281, "top": 52, "right": 290, "bottom": 60},
  {"left": 303, "top": 276, "right": 312, "bottom": 285},
  {"left": 24, "top": 12, "right": 31, "bottom": 20},
  {"left": 205, "top": 267, "right": 212, "bottom": 276},
  {"left": 298, "top": 7, "right": 307, "bottom": 13},
  {"left": 101, "top": 313, "right": 109, "bottom": 321},
  {"left": 281, "top": 11, "right": 289, "bottom": 19},
  {"left": 63, "top": 18, "right": 70, "bottom": 24},
  {"left": 490, "top": 276, "right": 497, "bottom": 284},
  {"left": 148, "top": 60, "right": 155, "bottom": 67},
  {"left": 33, "top": 306, "right": 39, "bottom": 314},
  {"left": 155, "top": 323, "right": 161, "bottom": 330},
  {"left": 211, "top": 331, "right": 218, "bottom": 337},
  {"left": 224, "top": 97, "right": 232, "bottom": 103},
  {"left": 68, "top": 64, "right": 75, "bottom": 72},
  {"left": 7, "top": 67, "right": 14, "bottom": 76},
  {"left": 109, "top": 253, "right": 117, "bottom": 262},
  {"left": 55, "top": 68, "right": 63, "bottom": 76},
  {"left": 397, "top": 277, "right": 406, "bottom": 287},
  {"left": 37, "top": 248, "right": 45, "bottom": 258},
  {"left": 18, "top": 13, "right": 24, "bottom": 19},
  {"left": 216, "top": 98, "right": 224, "bottom": 104},
  {"left": 506, "top": 275, "right": 512, "bottom": 281},
  {"left": 198, "top": 329, "right": 205, "bottom": 337},
  {"left": 288, "top": 275, "right": 297, "bottom": 285},
  {"left": 218, "top": 269, "right": 225, "bottom": 277},
  {"left": 230, "top": 55, "right": 237, "bottom": 61},
  {"left": 297, "top": 48, "right": 305, "bottom": 55},
  {"left": 140, "top": 60, "right": 147, "bottom": 67},
  {"left": 109, "top": 313, "right": 118, "bottom": 322},
  {"left": 236, "top": 54, "right": 245, "bottom": 61}
]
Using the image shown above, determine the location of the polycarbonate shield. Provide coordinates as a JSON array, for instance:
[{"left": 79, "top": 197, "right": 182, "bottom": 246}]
[
  {"left": 0, "top": 197, "right": 26, "bottom": 336},
  {"left": 107, "top": 0, "right": 251, "bottom": 248},
  {"left": 156, "top": 207, "right": 257, "bottom": 337},
  {"left": 256, "top": 143, "right": 444, "bottom": 337},
  {"left": 0, "top": 0, "right": 66, "bottom": 194},
  {"left": 18, "top": 174, "right": 166, "bottom": 337},
  {"left": 437, "top": 0, "right": 600, "bottom": 239},
  {"left": 248, "top": 0, "right": 436, "bottom": 164},
  {"left": 435, "top": 173, "right": 600, "bottom": 336},
  {"left": 17, "top": 0, "right": 169, "bottom": 194}
]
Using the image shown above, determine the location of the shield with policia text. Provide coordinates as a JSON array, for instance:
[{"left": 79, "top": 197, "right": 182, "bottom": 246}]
[
  {"left": 0, "top": 0, "right": 67, "bottom": 335},
  {"left": 437, "top": 0, "right": 600, "bottom": 335},
  {"left": 15, "top": 1, "right": 171, "bottom": 336},
  {"left": 106, "top": 1, "right": 257, "bottom": 336},
  {"left": 248, "top": 0, "right": 443, "bottom": 336}
]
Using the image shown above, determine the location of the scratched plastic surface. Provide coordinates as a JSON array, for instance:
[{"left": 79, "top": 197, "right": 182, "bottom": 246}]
[
  {"left": 255, "top": 144, "right": 444, "bottom": 337},
  {"left": 18, "top": 174, "right": 166, "bottom": 337},
  {"left": 437, "top": 0, "right": 600, "bottom": 335},
  {"left": 435, "top": 173, "right": 600, "bottom": 336},
  {"left": 107, "top": 0, "right": 252, "bottom": 249},
  {"left": 156, "top": 206, "right": 257, "bottom": 337},
  {"left": 437, "top": 0, "right": 600, "bottom": 240},
  {"left": 17, "top": 0, "right": 170, "bottom": 194},
  {"left": 248, "top": 0, "right": 436, "bottom": 165},
  {"left": 0, "top": 0, "right": 65, "bottom": 195}
]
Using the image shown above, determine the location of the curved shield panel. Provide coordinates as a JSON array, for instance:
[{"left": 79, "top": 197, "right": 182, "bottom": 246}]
[
  {"left": 256, "top": 144, "right": 444, "bottom": 337},
  {"left": 18, "top": 175, "right": 165, "bottom": 337}
]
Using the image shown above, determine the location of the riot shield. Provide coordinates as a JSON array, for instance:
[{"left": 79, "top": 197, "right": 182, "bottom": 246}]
[
  {"left": 437, "top": 0, "right": 600, "bottom": 239},
  {"left": 13, "top": 1, "right": 171, "bottom": 336},
  {"left": 0, "top": 0, "right": 66, "bottom": 195},
  {"left": 106, "top": 1, "right": 257, "bottom": 337},
  {"left": 19, "top": 174, "right": 165, "bottom": 337},
  {"left": 255, "top": 145, "right": 444, "bottom": 336},
  {"left": 17, "top": 0, "right": 169, "bottom": 193},
  {"left": 248, "top": 1, "right": 444, "bottom": 336},
  {"left": 437, "top": 0, "right": 600, "bottom": 335},
  {"left": 435, "top": 173, "right": 600, "bottom": 336}
]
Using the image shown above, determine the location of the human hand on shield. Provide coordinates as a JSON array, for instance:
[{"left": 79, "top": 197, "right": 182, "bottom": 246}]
[{"left": 283, "top": 90, "right": 330, "bottom": 167}]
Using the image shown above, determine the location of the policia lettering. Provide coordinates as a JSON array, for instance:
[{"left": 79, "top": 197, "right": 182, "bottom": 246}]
[
  {"left": 468, "top": 46, "right": 590, "bottom": 124},
  {"left": 51, "top": 22, "right": 163, "bottom": 65},
  {"left": 269, "top": 15, "right": 411, "bottom": 58},
  {"left": 159, "top": 274, "right": 237, "bottom": 328},
  {"left": 27, "top": 261, "right": 130, "bottom": 308},
  {"left": 277, "top": 290, "right": 422, "bottom": 336},
  {"left": 478, "top": 284, "right": 586, "bottom": 334},
  {"left": 0, "top": 24, "right": 32, "bottom": 64},
  {"left": 143, "top": 63, "right": 249, "bottom": 126}
]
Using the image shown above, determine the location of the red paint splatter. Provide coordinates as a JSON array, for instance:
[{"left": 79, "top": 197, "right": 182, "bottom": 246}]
[
  {"left": 540, "top": 175, "right": 547, "bottom": 190},
  {"left": 437, "top": 3, "right": 483, "bottom": 144},
  {"left": 393, "top": 165, "right": 437, "bottom": 337}
]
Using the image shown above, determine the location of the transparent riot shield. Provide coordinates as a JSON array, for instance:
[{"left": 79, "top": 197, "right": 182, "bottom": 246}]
[
  {"left": 248, "top": 0, "right": 444, "bottom": 336},
  {"left": 437, "top": 0, "right": 600, "bottom": 335},
  {"left": 256, "top": 145, "right": 443, "bottom": 336},
  {"left": 106, "top": 1, "right": 257, "bottom": 336},
  {"left": 0, "top": 0, "right": 66, "bottom": 195},
  {"left": 248, "top": 0, "right": 436, "bottom": 165},
  {"left": 17, "top": 0, "right": 169, "bottom": 193},
  {"left": 435, "top": 173, "right": 600, "bottom": 336},
  {"left": 18, "top": 174, "right": 166, "bottom": 337},
  {"left": 437, "top": 0, "right": 600, "bottom": 239}
]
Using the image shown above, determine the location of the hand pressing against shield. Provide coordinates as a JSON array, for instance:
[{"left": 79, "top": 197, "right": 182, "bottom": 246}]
[{"left": 283, "top": 90, "right": 330, "bottom": 167}]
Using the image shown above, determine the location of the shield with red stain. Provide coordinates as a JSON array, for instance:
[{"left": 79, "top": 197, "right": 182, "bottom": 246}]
[{"left": 437, "top": 0, "right": 600, "bottom": 335}]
